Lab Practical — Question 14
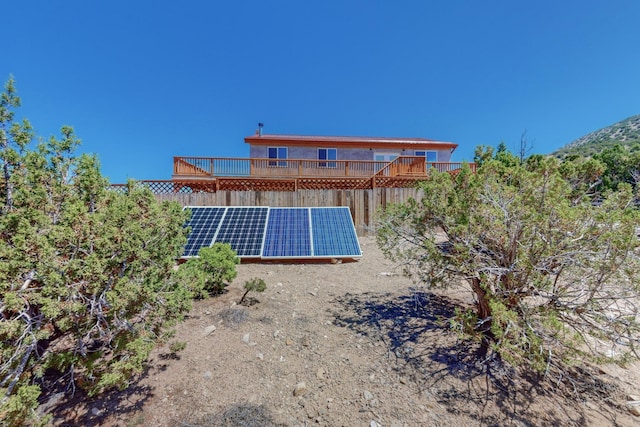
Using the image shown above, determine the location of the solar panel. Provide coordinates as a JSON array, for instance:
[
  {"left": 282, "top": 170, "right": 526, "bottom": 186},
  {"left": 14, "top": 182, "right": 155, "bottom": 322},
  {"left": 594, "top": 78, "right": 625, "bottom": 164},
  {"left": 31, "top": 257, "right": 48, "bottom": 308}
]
[
  {"left": 213, "top": 207, "right": 269, "bottom": 257},
  {"left": 182, "top": 207, "right": 226, "bottom": 257},
  {"left": 311, "top": 207, "right": 362, "bottom": 257},
  {"left": 182, "top": 206, "right": 361, "bottom": 260},
  {"left": 262, "top": 208, "right": 312, "bottom": 258}
]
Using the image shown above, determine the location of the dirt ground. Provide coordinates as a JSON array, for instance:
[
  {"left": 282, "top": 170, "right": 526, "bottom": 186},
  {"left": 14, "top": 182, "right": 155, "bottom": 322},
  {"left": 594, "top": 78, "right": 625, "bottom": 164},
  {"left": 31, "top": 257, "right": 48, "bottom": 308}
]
[{"left": 45, "top": 237, "right": 640, "bottom": 426}]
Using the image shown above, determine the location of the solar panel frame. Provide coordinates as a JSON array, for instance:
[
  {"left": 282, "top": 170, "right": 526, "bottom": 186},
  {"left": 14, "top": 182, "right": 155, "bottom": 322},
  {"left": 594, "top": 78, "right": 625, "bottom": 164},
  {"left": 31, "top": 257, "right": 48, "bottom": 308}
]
[
  {"left": 261, "top": 207, "right": 312, "bottom": 258},
  {"left": 181, "top": 206, "right": 227, "bottom": 258},
  {"left": 310, "top": 207, "right": 362, "bottom": 258}
]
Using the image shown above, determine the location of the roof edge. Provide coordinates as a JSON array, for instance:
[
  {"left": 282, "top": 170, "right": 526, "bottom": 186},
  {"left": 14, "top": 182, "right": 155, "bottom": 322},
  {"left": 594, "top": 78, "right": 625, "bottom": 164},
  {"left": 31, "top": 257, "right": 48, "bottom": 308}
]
[{"left": 244, "top": 133, "right": 458, "bottom": 149}]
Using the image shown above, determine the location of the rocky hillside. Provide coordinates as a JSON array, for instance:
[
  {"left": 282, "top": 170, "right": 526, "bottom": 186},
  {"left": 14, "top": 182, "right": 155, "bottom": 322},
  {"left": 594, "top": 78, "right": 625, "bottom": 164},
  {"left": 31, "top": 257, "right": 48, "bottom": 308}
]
[{"left": 554, "top": 114, "right": 640, "bottom": 157}]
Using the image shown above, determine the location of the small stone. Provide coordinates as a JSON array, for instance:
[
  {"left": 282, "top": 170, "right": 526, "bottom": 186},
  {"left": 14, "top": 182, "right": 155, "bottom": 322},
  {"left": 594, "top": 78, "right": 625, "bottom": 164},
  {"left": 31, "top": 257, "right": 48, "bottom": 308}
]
[
  {"left": 293, "top": 382, "right": 307, "bottom": 397},
  {"left": 627, "top": 402, "right": 640, "bottom": 416},
  {"left": 363, "top": 390, "right": 374, "bottom": 400},
  {"left": 204, "top": 310, "right": 211, "bottom": 315},
  {"left": 399, "top": 376, "right": 407, "bottom": 384},
  {"left": 370, "top": 421, "right": 381, "bottom": 427},
  {"left": 301, "top": 336, "right": 311, "bottom": 347},
  {"left": 309, "top": 291, "right": 317, "bottom": 296},
  {"left": 274, "top": 330, "right": 280, "bottom": 338},
  {"left": 242, "top": 333, "right": 251, "bottom": 343},
  {"left": 256, "top": 352, "right": 264, "bottom": 360},
  {"left": 91, "top": 407, "right": 100, "bottom": 416},
  {"left": 202, "top": 325, "right": 217, "bottom": 336},
  {"left": 316, "top": 368, "right": 325, "bottom": 379},
  {"left": 285, "top": 338, "right": 294, "bottom": 346},
  {"left": 203, "top": 371, "right": 212, "bottom": 380},
  {"left": 627, "top": 394, "right": 640, "bottom": 401}
]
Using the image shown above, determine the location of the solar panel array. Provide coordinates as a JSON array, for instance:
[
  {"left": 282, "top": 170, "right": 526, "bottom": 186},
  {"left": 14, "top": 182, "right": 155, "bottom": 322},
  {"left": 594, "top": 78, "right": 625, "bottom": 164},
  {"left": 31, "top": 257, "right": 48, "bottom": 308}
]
[{"left": 182, "top": 206, "right": 362, "bottom": 260}]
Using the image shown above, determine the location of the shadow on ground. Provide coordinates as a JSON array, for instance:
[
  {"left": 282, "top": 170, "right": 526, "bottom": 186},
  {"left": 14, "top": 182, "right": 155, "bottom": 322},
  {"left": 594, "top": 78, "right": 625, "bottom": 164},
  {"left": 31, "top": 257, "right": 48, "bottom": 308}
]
[
  {"left": 332, "top": 290, "right": 624, "bottom": 426},
  {"left": 37, "top": 363, "right": 163, "bottom": 426}
]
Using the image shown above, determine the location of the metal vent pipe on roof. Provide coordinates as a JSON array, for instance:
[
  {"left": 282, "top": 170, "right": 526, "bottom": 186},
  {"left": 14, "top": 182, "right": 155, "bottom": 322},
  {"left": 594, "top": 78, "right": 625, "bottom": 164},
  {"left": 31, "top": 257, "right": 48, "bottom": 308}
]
[{"left": 258, "top": 122, "right": 264, "bottom": 136}]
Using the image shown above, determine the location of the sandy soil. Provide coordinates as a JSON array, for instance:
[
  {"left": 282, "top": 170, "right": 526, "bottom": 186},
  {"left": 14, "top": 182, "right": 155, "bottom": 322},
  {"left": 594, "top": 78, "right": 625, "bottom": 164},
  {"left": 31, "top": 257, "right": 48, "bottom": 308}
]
[{"left": 45, "top": 237, "right": 640, "bottom": 426}]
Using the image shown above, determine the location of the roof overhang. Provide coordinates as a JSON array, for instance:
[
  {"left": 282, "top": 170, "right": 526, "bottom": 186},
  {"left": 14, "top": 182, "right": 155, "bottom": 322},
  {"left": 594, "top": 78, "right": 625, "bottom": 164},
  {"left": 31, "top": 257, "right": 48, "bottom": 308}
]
[{"left": 244, "top": 134, "right": 458, "bottom": 152}]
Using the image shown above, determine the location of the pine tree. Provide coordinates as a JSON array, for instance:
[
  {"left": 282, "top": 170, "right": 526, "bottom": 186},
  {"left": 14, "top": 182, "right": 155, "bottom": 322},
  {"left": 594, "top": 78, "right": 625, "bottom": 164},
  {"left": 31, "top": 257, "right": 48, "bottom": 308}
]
[
  {"left": 377, "top": 155, "right": 640, "bottom": 382},
  {"left": 0, "top": 77, "right": 193, "bottom": 425}
]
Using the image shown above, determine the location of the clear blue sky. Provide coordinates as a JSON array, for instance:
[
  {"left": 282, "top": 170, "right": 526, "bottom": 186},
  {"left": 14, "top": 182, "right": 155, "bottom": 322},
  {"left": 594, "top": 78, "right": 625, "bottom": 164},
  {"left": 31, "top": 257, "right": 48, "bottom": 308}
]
[{"left": 3, "top": 1, "right": 639, "bottom": 183}]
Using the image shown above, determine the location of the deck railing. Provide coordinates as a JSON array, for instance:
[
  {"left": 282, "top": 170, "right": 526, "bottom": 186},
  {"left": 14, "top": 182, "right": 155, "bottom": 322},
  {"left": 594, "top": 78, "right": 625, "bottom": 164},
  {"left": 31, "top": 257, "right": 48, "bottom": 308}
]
[{"left": 174, "top": 156, "right": 475, "bottom": 179}]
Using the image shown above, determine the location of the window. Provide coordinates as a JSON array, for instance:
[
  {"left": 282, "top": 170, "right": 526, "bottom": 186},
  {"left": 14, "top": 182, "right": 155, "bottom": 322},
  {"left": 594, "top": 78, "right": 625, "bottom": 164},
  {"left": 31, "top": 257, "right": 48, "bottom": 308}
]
[
  {"left": 268, "top": 147, "right": 288, "bottom": 167},
  {"left": 318, "top": 148, "right": 337, "bottom": 168},
  {"left": 374, "top": 152, "right": 400, "bottom": 162},
  {"left": 415, "top": 151, "right": 437, "bottom": 170},
  {"left": 415, "top": 150, "right": 438, "bottom": 162}
]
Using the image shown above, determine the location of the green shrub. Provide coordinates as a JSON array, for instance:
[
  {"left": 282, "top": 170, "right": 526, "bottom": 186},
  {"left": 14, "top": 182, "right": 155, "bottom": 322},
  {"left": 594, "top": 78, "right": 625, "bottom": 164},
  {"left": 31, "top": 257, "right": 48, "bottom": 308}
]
[
  {"left": 239, "top": 277, "right": 267, "bottom": 305},
  {"left": 0, "top": 77, "right": 193, "bottom": 426},
  {"left": 179, "top": 243, "right": 239, "bottom": 298},
  {"left": 169, "top": 341, "right": 187, "bottom": 353}
]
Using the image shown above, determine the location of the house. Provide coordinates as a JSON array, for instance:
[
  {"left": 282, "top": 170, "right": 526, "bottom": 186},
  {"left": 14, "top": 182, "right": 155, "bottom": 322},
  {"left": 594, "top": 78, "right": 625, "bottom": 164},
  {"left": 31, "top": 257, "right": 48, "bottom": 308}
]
[
  {"left": 245, "top": 128, "right": 458, "bottom": 166},
  {"left": 170, "top": 129, "right": 473, "bottom": 192}
]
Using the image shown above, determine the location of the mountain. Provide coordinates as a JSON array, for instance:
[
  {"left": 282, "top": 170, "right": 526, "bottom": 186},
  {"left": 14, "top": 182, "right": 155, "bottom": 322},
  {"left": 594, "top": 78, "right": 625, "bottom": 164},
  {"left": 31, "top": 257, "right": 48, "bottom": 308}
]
[{"left": 553, "top": 114, "right": 640, "bottom": 158}]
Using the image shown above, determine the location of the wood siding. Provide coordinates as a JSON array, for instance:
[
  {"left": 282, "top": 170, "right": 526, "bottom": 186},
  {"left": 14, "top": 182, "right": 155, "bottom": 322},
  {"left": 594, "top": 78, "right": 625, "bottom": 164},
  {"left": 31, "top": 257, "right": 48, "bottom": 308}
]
[{"left": 155, "top": 188, "right": 423, "bottom": 236}]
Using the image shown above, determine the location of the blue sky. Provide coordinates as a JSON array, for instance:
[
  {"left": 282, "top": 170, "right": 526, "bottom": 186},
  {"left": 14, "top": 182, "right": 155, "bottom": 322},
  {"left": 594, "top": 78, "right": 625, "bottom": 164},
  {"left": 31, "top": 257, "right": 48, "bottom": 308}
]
[{"left": 3, "top": 1, "right": 639, "bottom": 183}]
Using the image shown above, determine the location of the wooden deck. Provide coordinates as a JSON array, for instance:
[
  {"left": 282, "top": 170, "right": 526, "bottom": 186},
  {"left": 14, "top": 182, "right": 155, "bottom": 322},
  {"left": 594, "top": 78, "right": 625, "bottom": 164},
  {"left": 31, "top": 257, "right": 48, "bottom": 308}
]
[
  {"left": 165, "top": 156, "right": 475, "bottom": 192},
  {"left": 110, "top": 157, "right": 474, "bottom": 194}
]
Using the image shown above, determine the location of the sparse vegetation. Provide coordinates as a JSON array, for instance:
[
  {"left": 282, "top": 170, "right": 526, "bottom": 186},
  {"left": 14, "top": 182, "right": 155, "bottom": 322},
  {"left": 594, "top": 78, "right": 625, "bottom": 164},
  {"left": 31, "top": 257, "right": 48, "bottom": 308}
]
[
  {"left": 554, "top": 114, "right": 640, "bottom": 158},
  {"left": 218, "top": 307, "right": 249, "bottom": 328},
  {"left": 169, "top": 341, "right": 187, "bottom": 354},
  {"left": 377, "top": 151, "right": 640, "bottom": 386},
  {"left": 239, "top": 278, "right": 267, "bottom": 305}
]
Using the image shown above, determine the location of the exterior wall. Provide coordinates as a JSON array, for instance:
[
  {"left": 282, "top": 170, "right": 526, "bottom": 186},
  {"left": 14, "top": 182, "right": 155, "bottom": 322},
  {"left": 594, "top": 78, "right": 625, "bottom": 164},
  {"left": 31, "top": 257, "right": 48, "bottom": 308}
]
[
  {"left": 249, "top": 145, "right": 266, "bottom": 158},
  {"left": 250, "top": 144, "right": 374, "bottom": 160},
  {"left": 249, "top": 144, "right": 453, "bottom": 162}
]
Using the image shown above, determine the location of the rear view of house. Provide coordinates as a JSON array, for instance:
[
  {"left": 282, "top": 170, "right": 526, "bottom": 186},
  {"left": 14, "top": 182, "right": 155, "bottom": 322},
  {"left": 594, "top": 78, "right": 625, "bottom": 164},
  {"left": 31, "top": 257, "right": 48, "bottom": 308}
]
[{"left": 171, "top": 129, "right": 472, "bottom": 192}]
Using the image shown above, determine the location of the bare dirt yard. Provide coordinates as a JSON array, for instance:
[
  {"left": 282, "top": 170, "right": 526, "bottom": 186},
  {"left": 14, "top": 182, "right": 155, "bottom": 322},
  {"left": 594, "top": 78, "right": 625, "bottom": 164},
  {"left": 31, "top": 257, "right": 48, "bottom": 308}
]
[{"left": 45, "top": 237, "right": 640, "bottom": 426}]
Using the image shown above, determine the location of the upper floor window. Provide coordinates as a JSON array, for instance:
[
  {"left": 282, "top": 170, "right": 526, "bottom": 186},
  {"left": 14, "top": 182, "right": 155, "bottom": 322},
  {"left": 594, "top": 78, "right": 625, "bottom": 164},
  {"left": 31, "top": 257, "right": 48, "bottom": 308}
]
[
  {"left": 415, "top": 151, "right": 437, "bottom": 162},
  {"left": 318, "top": 148, "right": 337, "bottom": 168},
  {"left": 268, "top": 147, "right": 288, "bottom": 167}
]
